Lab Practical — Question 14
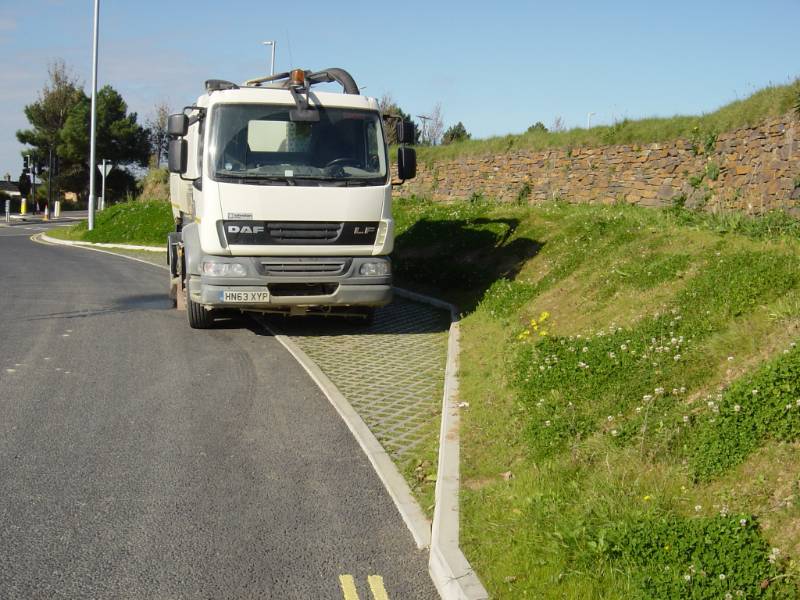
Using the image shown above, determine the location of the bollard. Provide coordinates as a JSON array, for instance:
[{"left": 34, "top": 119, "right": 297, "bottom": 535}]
[
  {"left": 4, "top": 199, "right": 9, "bottom": 223},
  {"left": 54, "top": 201, "right": 61, "bottom": 218},
  {"left": 43, "top": 205, "right": 49, "bottom": 221},
  {"left": 20, "top": 198, "right": 27, "bottom": 216}
]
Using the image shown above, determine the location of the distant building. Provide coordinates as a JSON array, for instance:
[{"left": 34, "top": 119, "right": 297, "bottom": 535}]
[{"left": 0, "top": 174, "right": 21, "bottom": 199}]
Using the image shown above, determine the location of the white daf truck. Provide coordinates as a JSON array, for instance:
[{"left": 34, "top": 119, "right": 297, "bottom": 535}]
[{"left": 167, "top": 68, "right": 416, "bottom": 328}]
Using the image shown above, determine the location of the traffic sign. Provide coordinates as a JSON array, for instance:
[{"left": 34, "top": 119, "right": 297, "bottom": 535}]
[{"left": 98, "top": 161, "right": 113, "bottom": 177}]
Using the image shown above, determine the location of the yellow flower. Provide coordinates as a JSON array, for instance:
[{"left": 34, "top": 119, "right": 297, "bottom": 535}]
[
  {"left": 643, "top": 495, "right": 652, "bottom": 501},
  {"left": 539, "top": 330, "right": 548, "bottom": 337},
  {"left": 532, "top": 324, "right": 539, "bottom": 331},
  {"left": 539, "top": 311, "right": 550, "bottom": 321},
  {"left": 529, "top": 318, "right": 538, "bottom": 326}
]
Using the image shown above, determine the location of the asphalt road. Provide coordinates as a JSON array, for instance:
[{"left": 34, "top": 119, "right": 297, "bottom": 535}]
[{"left": 0, "top": 223, "right": 436, "bottom": 599}]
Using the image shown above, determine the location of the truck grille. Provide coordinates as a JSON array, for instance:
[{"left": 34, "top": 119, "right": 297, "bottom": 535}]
[
  {"left": 222, "top": 220, "right": 380, "bottom": 246},
  {"left": 267, "top": 222, "right": 343, "bottom": 243},
  {"left": 267, "top": 283, "right": 339, "bottom": 297},
  {"left": 260, "top": 258, "right": 350, "bottom": 277}
]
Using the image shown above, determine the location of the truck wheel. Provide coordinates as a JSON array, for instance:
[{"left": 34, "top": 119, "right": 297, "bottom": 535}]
[{"left": 186, "top": 286, "right": 215, "bottom": 329}]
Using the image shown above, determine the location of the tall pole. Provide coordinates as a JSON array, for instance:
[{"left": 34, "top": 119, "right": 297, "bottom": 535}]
[
  {"left": 30, "top": 155, "right": 36, "bottom": 213},
  {"left": 88, "top": 0, "right": 100, "bottom": 231},
  {"left": 262, "top": 41, "right": 275, "bottom": 76},
  {"left": 587, "top": 112, "right": 596, "bottom": 129},
  {"left": 48, "top": 146, "right": 53, "bottom": 214}
]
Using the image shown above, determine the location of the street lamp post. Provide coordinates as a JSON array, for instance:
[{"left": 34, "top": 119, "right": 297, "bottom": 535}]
[
  {"left": 88, "top": 0, "right": 100, "bottom": 231},
  {"left": 262, "top": 40, "right": 276, "bottom": 76}
]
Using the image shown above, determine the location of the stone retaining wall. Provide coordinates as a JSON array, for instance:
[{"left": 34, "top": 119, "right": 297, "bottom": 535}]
[{"left": 398, "top": 114, "right": 800, "bottom": 214}]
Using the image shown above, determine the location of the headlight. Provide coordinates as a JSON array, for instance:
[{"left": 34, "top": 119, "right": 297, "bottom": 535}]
[
  {"left": 202, "top": 261, "right": 247, "bottom": 277},
  {"left": 359, "top": 261, "right": 390, "bottom": 276}
]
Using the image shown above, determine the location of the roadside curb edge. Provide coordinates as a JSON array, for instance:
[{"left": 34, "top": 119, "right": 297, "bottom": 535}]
[
  {"left": 38, "top": 232, "right": 164, "bottom": 252},
  {"left": 394, "top": 289, "right": 489, "bottom": 600}
]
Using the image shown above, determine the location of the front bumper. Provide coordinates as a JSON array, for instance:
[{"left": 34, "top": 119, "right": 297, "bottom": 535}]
[{"left": 188, "top": 255, "right": 392, "bottom": 310}]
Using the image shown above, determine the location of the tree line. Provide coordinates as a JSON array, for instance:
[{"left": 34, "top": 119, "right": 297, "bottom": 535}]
[
  {"left": 16, "top": 60, "right": 170, "bottom": 204},
  {"left": 378, "top": 93, "right": 471, "bottom": 146}
]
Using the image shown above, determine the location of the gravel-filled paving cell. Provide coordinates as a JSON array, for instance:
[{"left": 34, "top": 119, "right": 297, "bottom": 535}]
[{"left": 273, "top": 297, "right": 451, "bottom": 459}]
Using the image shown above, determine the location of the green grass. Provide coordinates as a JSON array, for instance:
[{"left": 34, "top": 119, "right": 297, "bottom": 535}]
[
  {"left": 392, "top": 197, "right": 800, "bottom": 598},
  {"left": 413, "top": 79, "right": 800, "bottom": 163},
  {"left": 47, "top": 200, "right": 172, "bottom": 246}
]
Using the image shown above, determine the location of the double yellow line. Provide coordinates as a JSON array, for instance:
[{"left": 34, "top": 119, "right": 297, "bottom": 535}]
[{"left": 339, "top": 574, "right": 390, "bottom": 600}]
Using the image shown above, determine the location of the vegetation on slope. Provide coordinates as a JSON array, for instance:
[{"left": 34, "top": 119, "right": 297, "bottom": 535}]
[
  {"left": 49, "top": 200, "right": 172, "bottom": 246},
  {"left": 415, "top": 80, "right": 800, "bottom": 163},
  {"left": 392, "top": 197, "right": 800, "bottom": 599}
]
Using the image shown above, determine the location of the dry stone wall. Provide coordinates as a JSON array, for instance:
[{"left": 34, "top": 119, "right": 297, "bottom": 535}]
[{"left": 398, "top": 114, "right": 800, "bottom": 214}]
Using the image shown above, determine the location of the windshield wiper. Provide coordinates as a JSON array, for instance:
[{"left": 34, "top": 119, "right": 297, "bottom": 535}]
[{"left": 215, "top": 173, "right": 297, "bottom": 185}]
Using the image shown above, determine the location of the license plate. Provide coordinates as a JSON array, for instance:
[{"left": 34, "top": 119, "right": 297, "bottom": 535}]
[{"left": 220, "top": 290, "right": 270, "bottom": 303}]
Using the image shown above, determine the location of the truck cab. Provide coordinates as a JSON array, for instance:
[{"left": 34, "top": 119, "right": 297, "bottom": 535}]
[{"left": 167, "top": 68, "right": 416, "bottom": 328}]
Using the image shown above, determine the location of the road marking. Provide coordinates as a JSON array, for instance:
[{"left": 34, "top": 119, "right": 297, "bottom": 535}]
[
  {"left": 338, "top": 575, "right": 391, "bottom": 600},
  {"left": 367, "top": 575, "right": 390, "bottom": 600},
  {"left": 339, "top": 575, "right": 360, "bottom": 600}
]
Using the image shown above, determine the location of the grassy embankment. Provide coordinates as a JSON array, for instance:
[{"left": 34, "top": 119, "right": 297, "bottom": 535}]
[
  {"left": 48, "top": 199, "right": 172, "bottom": 247},
  {"left": 392, "top": 197, "right": 800, "bottom": 599},
  {"left": 415, "top": 79, "right": 800, "bottom": 164}
]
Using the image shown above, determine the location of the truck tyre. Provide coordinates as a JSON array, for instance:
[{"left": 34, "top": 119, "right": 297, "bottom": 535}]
[{"left": 186, "top": 286, "right": 215, "bottom": 329}]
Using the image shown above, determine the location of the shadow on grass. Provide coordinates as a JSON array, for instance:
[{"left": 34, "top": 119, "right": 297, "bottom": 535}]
[{"left": 392, "top": 217, "right": 543, "bottom": 312}]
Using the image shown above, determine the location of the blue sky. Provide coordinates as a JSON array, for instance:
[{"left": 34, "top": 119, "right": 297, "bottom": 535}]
[{"left": 1, "top": 0, "right": 798, "bottom": 177}]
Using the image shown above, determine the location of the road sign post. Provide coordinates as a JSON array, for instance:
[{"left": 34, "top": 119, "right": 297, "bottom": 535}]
[{"left": 98, "top": 159, "right": 112, "bottom": 210}]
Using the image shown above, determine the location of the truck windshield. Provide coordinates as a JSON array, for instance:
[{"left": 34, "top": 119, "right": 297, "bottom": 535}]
[{"left": 208, "top": 104, "right": 388, "bottom": 185}]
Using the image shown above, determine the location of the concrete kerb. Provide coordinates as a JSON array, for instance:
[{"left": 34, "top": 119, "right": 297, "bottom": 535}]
[
  {"left": 394, "top": 288, "right": 489, "bottom": 600},
  {"left": 32, "top": 233, "right": 488, "bottom": 598},
  {"left": 35, "top": 233, "right": 168, "bottom": 270},
  {"left": 38, "top": 232, "right": 164, "bottom": 252}
]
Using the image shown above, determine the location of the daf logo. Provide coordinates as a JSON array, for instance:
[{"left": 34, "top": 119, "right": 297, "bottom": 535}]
[
  {"left": 353, "top": 226, "right": 376, "bottom": 235},
  {"left": 228, "top": 225, "right": 265, "bottom": 234}
]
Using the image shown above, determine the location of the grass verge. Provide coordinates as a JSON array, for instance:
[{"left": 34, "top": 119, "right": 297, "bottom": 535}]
[
  {"left": 47, "top": 200, "right": 171, "bottom": 247},
  {"left": 392, "top": 197, "right": 800, "bottom": 598},
  {"left": 414, "top": 79, "right": 800, "bottom": 163}
]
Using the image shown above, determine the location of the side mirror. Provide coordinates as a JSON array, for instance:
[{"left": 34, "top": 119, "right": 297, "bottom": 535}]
[
  {"left": 397, "top": 147, "right": 416, "bottom": 181},
  {"left": 396, "top": 120, "right": 415, "bottom": 145},
  {"left": 167, "top": 113, "right": 189, "bottom": 138},
  {"left": 168, "top": 139, "right": 188, "bottom": 174}
]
